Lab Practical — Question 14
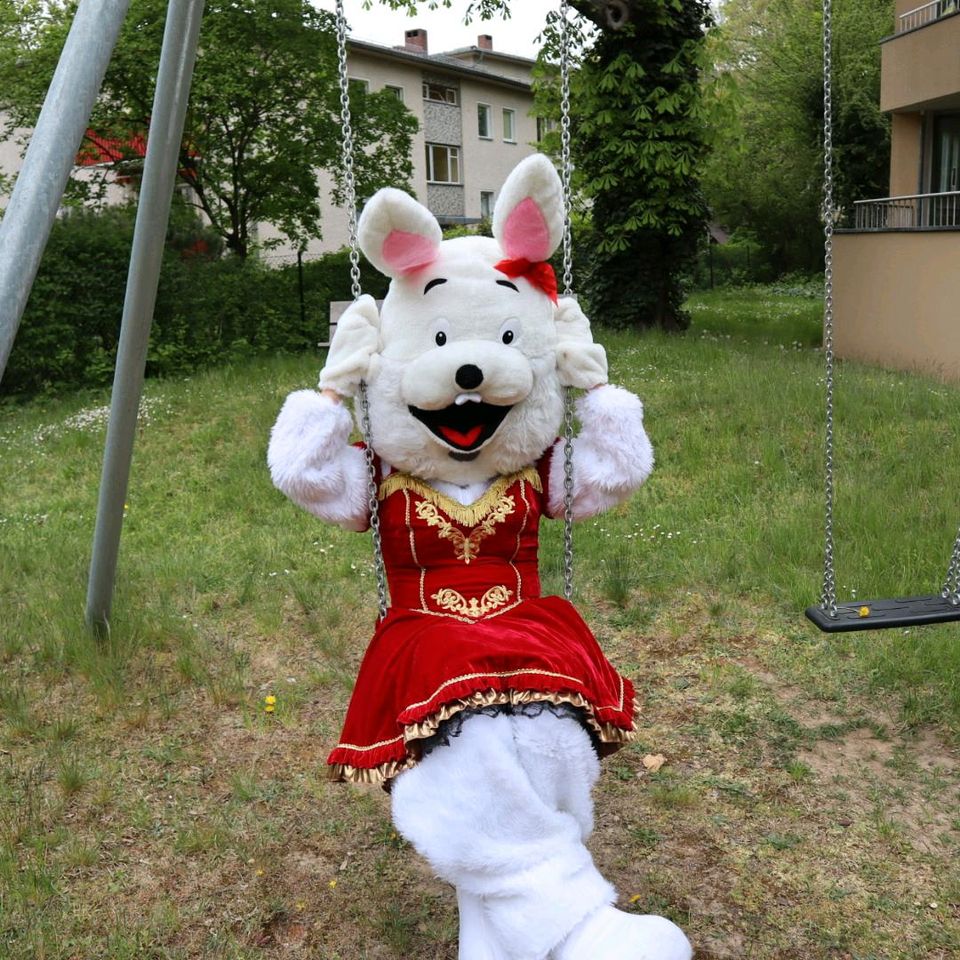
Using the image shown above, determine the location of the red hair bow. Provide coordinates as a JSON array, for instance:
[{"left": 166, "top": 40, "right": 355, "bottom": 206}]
[{"left": 494, "top": 257, "right": 558, "bottom": 304}]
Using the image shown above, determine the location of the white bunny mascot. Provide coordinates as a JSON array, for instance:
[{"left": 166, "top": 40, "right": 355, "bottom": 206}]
[{"left": 268, "top": 155, "right": 692, "bottom": 960}]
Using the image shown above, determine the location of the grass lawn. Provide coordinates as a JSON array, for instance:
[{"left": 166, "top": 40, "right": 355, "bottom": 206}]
[{"left": 2, "top": 284, "right": 960, "bottom": 958}]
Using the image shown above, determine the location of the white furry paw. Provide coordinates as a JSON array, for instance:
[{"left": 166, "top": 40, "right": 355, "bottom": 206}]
[
  {"left": 552, "top": 905, "right": 692, "bottom": 960},
  {"left": 318, "top": 294, "right": 380, "bottom": 397},
  {"left": 555, "top": 297, "right": 608, "bottom": 390}
]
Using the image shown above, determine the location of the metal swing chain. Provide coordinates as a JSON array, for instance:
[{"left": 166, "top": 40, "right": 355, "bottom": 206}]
[
  {"left": 941, "top": 526, "right": 960, "bottom": 605},
  {"left": 335, "top": 0, "right": 388, "bottom": 620},
  {"left": 819, "top": 0, "right": 838, "bottom": 619},
  {"left": 335, "top": 0, "right": 362, "bottom": 303},
  {"left": 559, "top": 0, "right": 576, "bottom": 602}
]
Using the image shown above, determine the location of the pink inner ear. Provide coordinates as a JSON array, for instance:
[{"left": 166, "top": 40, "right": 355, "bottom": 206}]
[
  {"left": 502, "top": 196, "right": 551, "bottom": 261},
  {"left": 382, "top": 230, "right": 438, "bottom": 275}
]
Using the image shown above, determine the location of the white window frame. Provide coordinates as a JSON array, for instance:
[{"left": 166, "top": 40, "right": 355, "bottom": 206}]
[
  {"left": 503, "top": 108, "right": 516, "bottom": 143},
  {"left": 422, "top": 82, "right": 458, "bottom": 105},
  {"left": 426, "top": 143, "right": 462, "bottom": 184},
  {"left": 477, "top": 102, "right": 492, "bottom": 140},
  {"left": 480, "top": 190, "right": 494, "bottom": 220},
  {"left": 384, "top": 84, "right": 404, "bottom": 102}
]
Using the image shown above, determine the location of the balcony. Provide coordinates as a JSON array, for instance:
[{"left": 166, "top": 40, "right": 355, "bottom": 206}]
[
  {"left": 853, "top": 191, "right": 960, "bottom": 230},
  {"left": 897, "top": 0, "right": 958, "bottom": 34},
  {"left": 881, "top": 8, "right": 960, "bottom": 112}
]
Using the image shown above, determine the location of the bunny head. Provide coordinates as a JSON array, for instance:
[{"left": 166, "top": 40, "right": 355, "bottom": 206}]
[{"left": 357, "top": 154, "right": 567, "bottom": 485}]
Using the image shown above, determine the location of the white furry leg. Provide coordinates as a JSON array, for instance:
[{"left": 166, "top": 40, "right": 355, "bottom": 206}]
[
  {"left": 391, "top": 712, "right": 614, "bottom": 960},
  {"left": 552, "top": 906, "right": 693, "bottom": 960},
  {"left": 510, "top": 712, "right": 600, "bottom": 841},
  {"left": 457, "top": 890, "right": 510, "bottom": 960}
]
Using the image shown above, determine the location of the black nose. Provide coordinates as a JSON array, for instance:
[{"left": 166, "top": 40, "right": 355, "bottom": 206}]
[{"left": 455, "top": 364, "right": 484, "bottom": 390}]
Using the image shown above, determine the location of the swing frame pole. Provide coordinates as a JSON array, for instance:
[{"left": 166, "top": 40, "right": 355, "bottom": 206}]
[
  {"left": 86, "top": 0, "right": 206, "bottom": 634},
  {"left": 0, "top": 0, "right": 132, "bottom": 384}
]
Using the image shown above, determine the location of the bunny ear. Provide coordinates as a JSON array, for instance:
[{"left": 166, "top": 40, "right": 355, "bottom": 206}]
[
  {"left": 358, "top": 188, "right": 442, "bottom": 278},
  {"left": 492, "top": 154, "right": 564, "bottom": 262}
]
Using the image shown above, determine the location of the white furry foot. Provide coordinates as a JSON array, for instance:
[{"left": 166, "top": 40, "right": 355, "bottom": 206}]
[
  {"left": 552, "top": 905, "right": 692, "bottom": 960},
  {"left": 457, "top": 890, "right": 510, "bottom": 960}
]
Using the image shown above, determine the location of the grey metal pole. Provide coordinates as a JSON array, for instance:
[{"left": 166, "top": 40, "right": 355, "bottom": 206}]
[
  {"left": 0, "top": 0, "right": 132, "bottom": 384},
  {"left": 85, "top": 0, "right": 206, "bottom": 634}
]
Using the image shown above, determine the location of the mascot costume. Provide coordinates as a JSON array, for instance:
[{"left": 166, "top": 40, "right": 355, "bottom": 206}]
[{"left": 268, "top": 155, "right": 692, "bottom": 960}]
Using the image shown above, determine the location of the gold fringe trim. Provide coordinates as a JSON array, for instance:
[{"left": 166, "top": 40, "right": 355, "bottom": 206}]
[
  {"left": 379, "top": 467, "right": 542, "bottom": 527},
  {"left": 328, "top": 757, "right": 416, "bottom": 785},
  {"left": 330, "top": 688, "right": 638, "bottom": 786}
]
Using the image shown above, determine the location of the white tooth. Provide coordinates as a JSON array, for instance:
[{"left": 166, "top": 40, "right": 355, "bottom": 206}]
[{"left": 455, "top": 393, "right": 482, "bottom": 406}]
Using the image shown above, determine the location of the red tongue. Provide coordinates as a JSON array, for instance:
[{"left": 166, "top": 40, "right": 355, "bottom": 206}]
[{"left": 440, "top": 424, "right": 483, "bottom": 447}]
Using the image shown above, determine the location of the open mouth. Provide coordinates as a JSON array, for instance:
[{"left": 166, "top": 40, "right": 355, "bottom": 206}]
[{"left": 409, "top": 400, "right": 512, "bottom": 453}]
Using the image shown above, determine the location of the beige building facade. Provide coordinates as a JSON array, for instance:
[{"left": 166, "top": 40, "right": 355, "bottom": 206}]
[{"left": 833, "top": 1, "right": 960, "bottom": 378}]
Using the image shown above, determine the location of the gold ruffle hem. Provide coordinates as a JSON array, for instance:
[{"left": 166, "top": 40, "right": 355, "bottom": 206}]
[{"left": 328, "top": 688, "right": 640, "bottom": 787}]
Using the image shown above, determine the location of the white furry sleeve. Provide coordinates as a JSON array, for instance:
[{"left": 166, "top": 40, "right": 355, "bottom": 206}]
[
  {"left": 546, "top": 384, "right": 654, "bottom": 520},
  {"left": 267, "top": 390, "right": 370, "bottom": 532}
]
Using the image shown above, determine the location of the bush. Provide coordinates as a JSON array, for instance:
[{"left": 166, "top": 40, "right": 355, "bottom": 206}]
[{"left": 1, "top": 205, "right": 388, "bottom": 397}]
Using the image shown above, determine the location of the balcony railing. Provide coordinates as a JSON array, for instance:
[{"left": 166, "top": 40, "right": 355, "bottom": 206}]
[
  {"left": 897, "top": 0, "right": 958, "bottom": 33},
  {"left": 853, "top": 191, "right": 960, "bottom": 230}
]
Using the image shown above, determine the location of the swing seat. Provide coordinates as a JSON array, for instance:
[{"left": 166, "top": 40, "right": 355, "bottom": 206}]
[{"left": 806, "top": 594, "right": 960, "bottom": 633}]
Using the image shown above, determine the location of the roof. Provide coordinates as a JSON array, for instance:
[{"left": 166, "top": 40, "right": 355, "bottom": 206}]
[
  {"left": 76, "top": 129, "right": 147, "bottom": 167},
  {"left": 441, "top": 45, "right": 538, "bottom": 68},
  {"left": 347, "top": 38, "right": 532, "bottom": 91}
]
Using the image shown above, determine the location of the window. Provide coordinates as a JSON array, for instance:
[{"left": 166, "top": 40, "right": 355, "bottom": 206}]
[
  {"left": 426, "top": 143, "right": 462, "bottom": 184},
  {"left": 384, "top": 84, "right": 404, "bottom": 102},
  {"left": 537, "top": 117, "right": 556, "bottom": 142},
  {"left": 478, "top": 103, "right": 492, "bottom": 139},
  {"left": 503, "top": 108, "right": 516, "bottom": 143},
  {"left": 422, "top": 82, "right": 458, "bottom": 105},
  {"left": 480, "top": 191, "right": 494, "bottom": 220},
  {"left": 349, "top": 77, "right": 370, "bottom": 94}
]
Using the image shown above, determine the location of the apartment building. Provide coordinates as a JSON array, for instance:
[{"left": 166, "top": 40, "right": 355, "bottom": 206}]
[
  {"left": 0, "top": 28, "right": 540, "bottom": 262},
  {"left": 833, "top": 1, "right": 960, "bottom": 378},
  {"left": 263, "top": 28, "right": 541, "bottom": 259}
]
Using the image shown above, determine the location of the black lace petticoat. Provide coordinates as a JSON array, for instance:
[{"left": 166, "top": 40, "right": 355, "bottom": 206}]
[{"left": 416, "top": 701, "right": 602, "bottom": 760}]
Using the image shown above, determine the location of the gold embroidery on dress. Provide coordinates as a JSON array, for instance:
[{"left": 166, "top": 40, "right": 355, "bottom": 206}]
[
  {"left": 431, "top": 585, "right": 514, "bottom": 618},
  {"left": 379, "top": 467, "right": 541, "bottom": 526},
  {"left": 415, "top": 495, "right": 515, "bottom": 563}
]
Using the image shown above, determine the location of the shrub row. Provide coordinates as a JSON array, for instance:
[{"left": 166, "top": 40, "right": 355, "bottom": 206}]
[{"left": 2, "top": 204, "right": 389, "bottom": 397}]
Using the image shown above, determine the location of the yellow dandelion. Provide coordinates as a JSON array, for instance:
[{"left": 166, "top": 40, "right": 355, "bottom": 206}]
[
  {"left": 328, "top": 879, "right": 337, "bottom": 889},
  {"left": 858, "top": 605, "right": 871, "bottom": 618},
  {"left": 255, "top": 867, "right": 265, "bottom": 877},
  {"left": 264, "top": 694, "right": 276, "bottom": 713},
  {"left": 628, "top": 894, "right": 643, "bottom": 904},
  {"left": 295, "top": 900, "right": 306, "bottom": 911}
]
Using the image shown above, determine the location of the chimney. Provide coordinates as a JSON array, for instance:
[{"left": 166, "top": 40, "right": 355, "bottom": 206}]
[
  {"left": 477, "top": 34, "right": 493, "bottom": 51},
  {"left": 404, "top": 28, "right": 428, "bottom": 53}
]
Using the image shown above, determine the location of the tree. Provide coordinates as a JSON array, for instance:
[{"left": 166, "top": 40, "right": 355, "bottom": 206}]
[
  {"left": 702, "top": 0, "right": 892, "bottom": 276},
  {"left": 375, "top": 0, "right": 713, "bottom": 332},
  {"left": 0, "top": 0, "right": 418, "bottom": 258}
]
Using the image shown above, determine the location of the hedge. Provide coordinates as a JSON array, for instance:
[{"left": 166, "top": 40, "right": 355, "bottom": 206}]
[{"left": 1, "top": 204, "right": 388, "bottom": 397}]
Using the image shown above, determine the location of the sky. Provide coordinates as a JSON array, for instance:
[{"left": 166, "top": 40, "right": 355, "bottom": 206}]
[{"left": 311, "top": 0, "right": 560, "bottom": 60}]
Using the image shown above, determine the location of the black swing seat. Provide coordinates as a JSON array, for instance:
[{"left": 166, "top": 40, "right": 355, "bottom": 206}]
[{"left": 806, "top": 594, "right": 960, "bottom": 633}]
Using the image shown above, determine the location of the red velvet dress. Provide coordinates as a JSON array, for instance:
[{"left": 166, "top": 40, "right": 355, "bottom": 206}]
[{"left": 326, "top": 456, "right": 637, "bottom": 784}]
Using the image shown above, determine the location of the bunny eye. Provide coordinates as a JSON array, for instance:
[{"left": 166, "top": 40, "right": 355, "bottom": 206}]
[
  {"left": 502, "top": 330, "right": 514, "bottom": 344},
  {"left": 499, "top": 320, "right": 519, "bottom": 346},
  {"left": 431, "top": 318, "right": 450, "bottom": 346}
]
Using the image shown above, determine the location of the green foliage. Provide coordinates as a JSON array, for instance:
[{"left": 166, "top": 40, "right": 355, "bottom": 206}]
[
  {"left": 536, "top": 0, "right": 713, "bottom": 331},
  {"left": 702, "top": 0, "right": 893, "bottom": 275},
  {"left": 1, "top": 206, "right": 388, "bottom": 397},
  {"left": 0, "top": 0, "right": 417, "bottom": 257}
]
